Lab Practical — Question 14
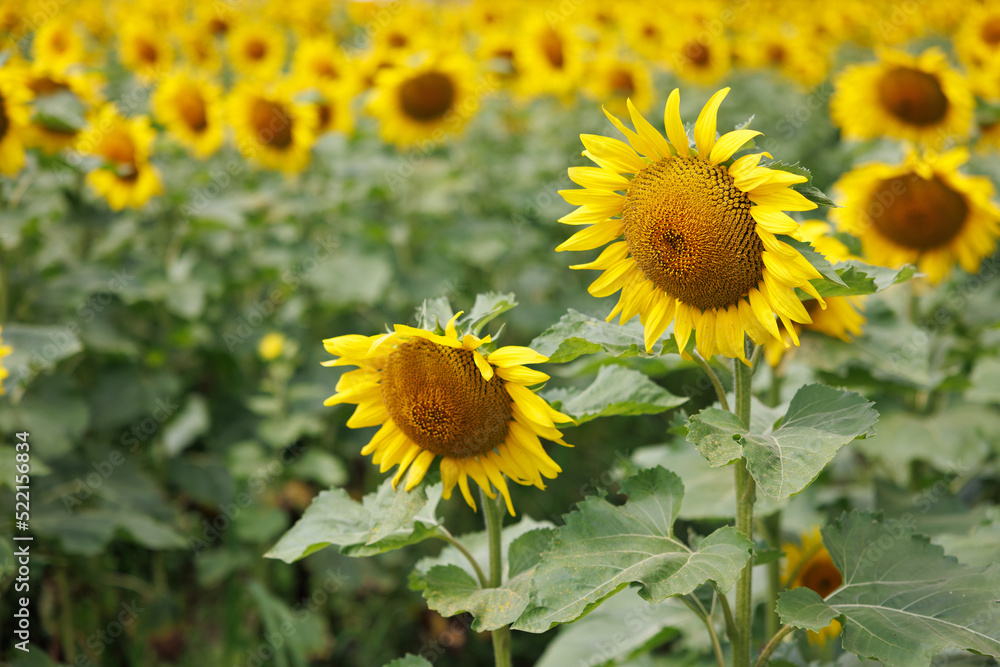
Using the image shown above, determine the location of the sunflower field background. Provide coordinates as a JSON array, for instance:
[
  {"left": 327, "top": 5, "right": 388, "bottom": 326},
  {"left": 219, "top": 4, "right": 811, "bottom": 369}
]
[{"left": 2, "top": 0, "right": 1000, "bottom": 666}]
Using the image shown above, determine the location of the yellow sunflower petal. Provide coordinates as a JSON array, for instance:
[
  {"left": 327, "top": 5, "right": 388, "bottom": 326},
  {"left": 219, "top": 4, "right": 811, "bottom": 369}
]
[
  {"left": 694, "top": 87, "right": 730, "bottom": 157},
  {"left": 664, "top": 89, "right": 689, "bottom": 157},
  {"left": 709, "top": 129, "right": 761, "bottom": 165}
]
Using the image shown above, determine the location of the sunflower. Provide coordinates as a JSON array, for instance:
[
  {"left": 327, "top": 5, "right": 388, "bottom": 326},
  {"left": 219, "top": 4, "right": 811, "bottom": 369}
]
[
  {"left": 829, "top": 48, "right": 974, "bottom": 148},
  {"left": 783, "top": 528, "right": 843, "bottom": 646},
  {"left": 665, "top": 22, "right": 733, "bottom": 86},
  {"left": 176, "top": 22, "right": 223, "bottom": 73},
  {"left": 515, "top": 16, "right": 585, "bottom": 100},
  {"left": 75, "top": 105, "right": 162, "bottom": 211},
  {"left": 585, "top": 54, "right": 653, "bottom": 117},
  {"left": 737, "top": 25, "right": 832, "bottom": 89},
  {"left": 763, "top": 222, "right": 867, "bottom": 367},
  {"left": 31, "top": 16, "right": 88, "bottom": 71},
  {"left": 292, "top": 37, "right": 352, "bottom": 87},
  {"left": 0, "top": 68, "right": 32, "bottom": 176},
  {"left": 955, "top": 2, "right": 1000, "bottom": 71},
  {"left": 830, "top": 148, "right": 1000, "bottom": 284},
  {"left": 0, "top": 325, "right": 12, "bottom": 395},
  {"left": 20, "top": 62, "right": 104, "bottom": 155},
  {"left": 227, "top": 21, "right": 287, "bottom": 80},
  {"left": 558, "top": 88, "right": 826, "bottom": 363},
  {"left": 119, "top": 20, "right": 174, "bottom": 80},
  {"left": 228, "top": 80, "right": 318, "bottom": 173},
  {"left": 368, "top": 51, "right": 482, "bottom": 148},
  {"left": 153, "top": 70, "right": 224, "bottom": 158},
  {"left": 302, "top": 80, "right": 354, "bottom": 137},
  {"left": 322, "top": 312, "right": 571, "bottom": 515}
]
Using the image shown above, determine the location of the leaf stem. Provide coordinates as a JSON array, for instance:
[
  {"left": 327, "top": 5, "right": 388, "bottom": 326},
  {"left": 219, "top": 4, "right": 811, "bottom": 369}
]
[
  {"left": 716, "top": 585, "right": 738, "bottom": 647},
  {"left": 761, "top": 511, "right": 783, "bottom": 640},
  {"left": 733, "top": 340, "right": 757, "bottom": 667},
  {"left": 754, "top": 625, "right": 795, "bottom": 667},
  {"left": 692, "top": 352, "right": 730, "bottom": 411},
  {"left": 681, "top": 595, "right": 726, "bottom": 667},
  {"left": 482, "top": 488, "right": 512, "bottom": 667},
  {"left": 437, "top": 527, "right": 488, "bottom": 589}
]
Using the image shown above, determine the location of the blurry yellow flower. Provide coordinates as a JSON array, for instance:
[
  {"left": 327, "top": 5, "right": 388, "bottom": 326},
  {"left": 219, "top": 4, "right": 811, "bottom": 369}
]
[
  {"left": 119, "top": 20, "right": 174, "bottom": 81},
  {"left": 259, "top": 333, "right": 286, "bottom": 361},
  {"left": 228, "top": 80, "right": 318, "bottom": 173},
  {"left": 323, "top": 312, "right": 572, "bottom": 515},
  {"left": 0, "top": 68, "right": 32, "bottom": 176},
  {"left": 955, "top": 2, "right": 1000, "bottom": 71},
  {"left": 830, "top": 48, "right": 974, "bottom": 148},
  {"left": 783, "top": 528, "right": 843, "bottom": 646},
  {"left": 585, "top": 54, "right": 653, "bottom": 117},
  {"left": 665, "top": 23, "right": 733, "bottom": 86},
  {"left": 0, "top": 325, "right": 12, "bottom": 395},
  {"left": 831, "top": 149, "right": 1000, "bottom": 284},
  {"left": 558, "top": 88, "right": 826, "bottom": 363},
  {"left": 515, "top": 16, "right": 585, "bottom": 100},
  {"left": 154, "top": 70, "right": 225, "bottom": 158},
  {"left": 368, "top": 51, "right": 484, "bottom": 148},
  {"left": 176, "top": 22, "right": 223, "bottom": 73},
  {"left": 227, "top": 21, "right": 287, "bottom": 80},
  {"left": 32, "top": 16, "right": 88, "bottom": 71},
  {"left": 76, "top": 105, "right": 163, "bottom": 211},
  {"left": 292, "top": 37, "right": 352, "bottom": 88},
  {"left": 20, "top": 62, "right": 105, "bottom": 155}
]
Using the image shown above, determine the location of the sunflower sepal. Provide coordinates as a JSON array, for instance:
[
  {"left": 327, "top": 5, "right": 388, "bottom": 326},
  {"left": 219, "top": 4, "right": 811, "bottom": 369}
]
[
  {"left": 414, "top": 292, "right": 518, "bottom": 341},
  {"left": 765, "top": 161, "right": 838, "bottom": 207}
]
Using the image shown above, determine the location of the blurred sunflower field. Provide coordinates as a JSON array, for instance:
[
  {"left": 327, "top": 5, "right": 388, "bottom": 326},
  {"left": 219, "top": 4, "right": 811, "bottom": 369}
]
[{"left": 3, "top": 0, "right": 1000, "bottom": 665}]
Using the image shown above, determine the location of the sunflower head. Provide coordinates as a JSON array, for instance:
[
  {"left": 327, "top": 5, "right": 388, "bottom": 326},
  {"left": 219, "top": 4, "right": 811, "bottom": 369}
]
[
  {"left": 558, "top": 88, "right": 828, "bottom": 364},
  {"left": 783, "top": 527, "right": 843, "bottom": 645},
  {"left": 323, "top": 309, "right": 572, "bottom": 515},
  {"left": 831, "top": 148, "right": 1000, "bottom": 284},
  {"left": 153, "top": 70, "right": 224, "bottom": 158},
  {"left": 830, "top": 48, "right": 974, "bottom": 148}
]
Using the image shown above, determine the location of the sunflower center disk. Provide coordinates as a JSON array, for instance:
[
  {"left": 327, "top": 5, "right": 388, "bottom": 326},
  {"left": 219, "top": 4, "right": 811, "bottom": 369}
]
[
  {"left": 877, "top": 67, "right": 948, "bottom": 126},
  {"left": 0, "top": 100, "right": 9, "bottom": 140},
  {"left": 381, "top": 337, "right": 513, "bottom": 459},
  {"left": 251, "top": 99, "right": 293, "bottom": 149},
  {"left": 801, "top": 558, "right": 842, "bottom": 598},
  {"left": 623, "top": 156, "right": 764, "bottom": 311},
  {"left": 177, "top": 86, "right": 208, "bottom": 132},
  {"left": 399, "top": 72, "right": 455, "bottom": 122},
  {"left": 869, "top": 174, "right": 968, "bottom": 249}
]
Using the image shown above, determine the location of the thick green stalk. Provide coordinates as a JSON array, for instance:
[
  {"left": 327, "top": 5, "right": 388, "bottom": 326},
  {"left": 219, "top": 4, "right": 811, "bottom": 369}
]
[
  {"left": 762, "top": 511, "right": 783, "bottom": 640},
  {"left": 733, "top": 347, "right": 757, "bottom": 667},
  {"left": 482, "top": 489, "right": 512, "bottom": 667}
]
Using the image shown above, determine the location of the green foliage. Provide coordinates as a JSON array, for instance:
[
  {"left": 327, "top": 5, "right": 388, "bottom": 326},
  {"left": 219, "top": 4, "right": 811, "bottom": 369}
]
[
  {"left": 265, "top": 478, "right": 444, "bottom": 561},
  {"left": 778, "top": 511, "right": 1000, "bottom": 666},
  {"left": 529, "top": 309, "right": 680, "bottom": 363},
  {"left": 686, "top": 384, "right": 878, "bottom": 499},
  {"left": 514, "top": 467, "right": 752, "bottom": 632},
  {"left": 543, "top": 364, "right": 688, "bottom": 424}
]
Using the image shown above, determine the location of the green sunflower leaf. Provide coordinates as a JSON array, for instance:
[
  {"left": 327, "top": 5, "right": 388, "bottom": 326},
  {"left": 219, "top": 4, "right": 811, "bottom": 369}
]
[
  {"left": 529, "top": 309, "right": 679, "bottom": 364},
  {"left": 542, "top": 364, "right": 687, "bottom": 425},
  {"left": 512, "top": 466, "right": 752, "bottom": 633},
  {"left": 462, "top": 291, "right": 518, "bottom": 336},
  {"left": 410, "top": 519, "right": 554, "bottom": 632},
  {"left": 780, "top": 236, "right": 847, "bottom": 288},
  {"left": 686, "top": 384, "right": 878, "bottom": 499},
  {"left": 263, "top": 478, "right": 443, "bottom": 562},
  {"left": 815, "top": 260, "right": 917, "bottom": 298},
  {"left": 777, "top": 511, "right": 1000, "bottom": 666}
]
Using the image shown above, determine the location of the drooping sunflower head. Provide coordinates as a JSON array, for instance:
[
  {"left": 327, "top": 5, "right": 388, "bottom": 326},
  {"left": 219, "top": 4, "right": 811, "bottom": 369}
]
[
  {"left": 153, "top": 70, "right": 224, "bottom": 158},
  {"left": 0, "top": 324, "right": 12, "bottom": 395},
  {"left": 831, "top": 148, "right": 1000, "bottom": 284},
  {"left": 368, "top": 52, "right": 481, "bottom": 148},
  {"left": 323, "top": 312, "right": 572, "bottom": 515},
  {"left": 830, "top": 48, "right": 974, "bottom": 148},
  {"left": 783, "top": 527, "right": 843, "bottom": 645},
  {"left": 558, "top": 88, "right": 827, "bottom": 363}
]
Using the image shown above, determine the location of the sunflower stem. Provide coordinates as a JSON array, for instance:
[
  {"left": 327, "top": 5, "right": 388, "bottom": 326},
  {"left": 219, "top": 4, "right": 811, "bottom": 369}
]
[
  {"left": 482, "top": 489, "right": 512, "bottom": 667},
  {"left": 733, "top": 342, "right": 757, "bottom": 667},
  {"left": 692, "top": 352, "right": 730, "bottom": 411},
  {"left": 762, "top": 511, "right": 783, "bottom": 641}
]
